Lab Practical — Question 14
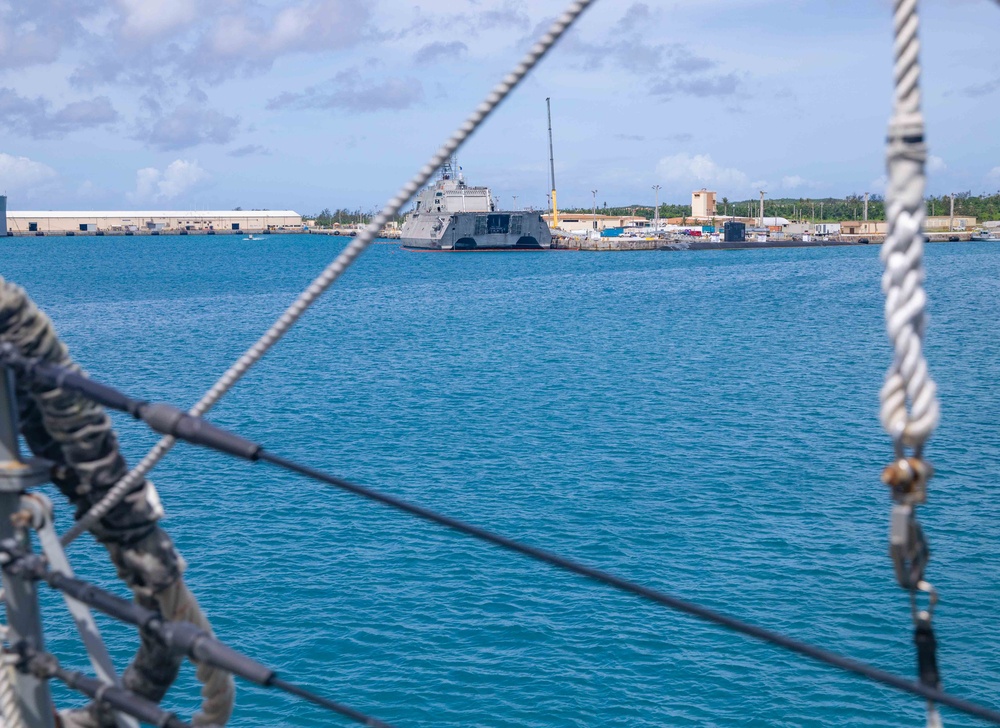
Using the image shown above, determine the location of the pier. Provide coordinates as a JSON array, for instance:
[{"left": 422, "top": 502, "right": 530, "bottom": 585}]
[{"left": 549, "top": 231, "right": 985, "bottom": 252}]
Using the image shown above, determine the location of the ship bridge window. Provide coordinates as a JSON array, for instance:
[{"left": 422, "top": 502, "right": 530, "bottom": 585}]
[{"left": 486, "top": 214, "right": 510, "bottom": 234}]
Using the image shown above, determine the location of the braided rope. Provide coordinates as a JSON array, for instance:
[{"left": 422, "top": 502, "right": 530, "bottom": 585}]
[
  {"left": 61, "top": 0, "right": 596, "bottom": 546},
  {"left": 880, "top": 0, "right": 939, "bottom": 452},
  {"left": 0, "top": 621, "right": 26, "bottom": 728},
  {"left": 155, "top": 581, "right": 234, "bottom": 726},
  {"left": 0, "top": 663, "right": 25, "bottom": 728}
]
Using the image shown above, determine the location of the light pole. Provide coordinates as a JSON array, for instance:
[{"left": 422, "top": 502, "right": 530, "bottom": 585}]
[
  {"left": 592, "top": 189, "right": 598, "bottom": 232},
  {"left": 652, "top": 184, "right": 661, "bottom": 232}
]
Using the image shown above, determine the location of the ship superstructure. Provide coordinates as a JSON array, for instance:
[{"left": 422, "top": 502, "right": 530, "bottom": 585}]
[{"left": 400, "top": 162, "right": 551, "bottom": 250}]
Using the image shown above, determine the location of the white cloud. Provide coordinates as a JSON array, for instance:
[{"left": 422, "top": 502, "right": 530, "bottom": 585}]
[
  {"left": 987, "top": 166, "right": 1000, "bottom": 181},
  {"left": 0, "top": 152, "right": 58, "bottom": 189},
  {"left": 928, "top": 155, "right": 947, "bottom": 174},
  {"left": 656, "top": 153, "right": 749, "bottom": 192},
  {"left": 781, "top": 175, "right": 806, "bottom": 189},
  {"left": 129, "top": 159, "right": 208, "bottom": 201},
  {"left": 115, "top": 0, "right": 198, "bottom": 40},
  {"left": 187, "top": 0, "right": 371, "bottom": 80}
]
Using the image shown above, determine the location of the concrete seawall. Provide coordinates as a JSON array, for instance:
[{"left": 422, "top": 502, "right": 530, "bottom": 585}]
[{"left": 551, "top": 231, "right": 982, "bottom": 252}]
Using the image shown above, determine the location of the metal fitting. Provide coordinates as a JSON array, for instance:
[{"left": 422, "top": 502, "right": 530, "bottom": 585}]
[{"left": 882, "top": 457, "right": 934, "bottom": 504}]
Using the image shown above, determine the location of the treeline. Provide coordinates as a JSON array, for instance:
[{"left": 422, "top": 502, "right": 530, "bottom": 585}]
[
  {"left": 563, "top": 191, "right": 1000, "bottom": 223},
  {"left": 309, "top": 208, "right": 404, "bottom": 227}
]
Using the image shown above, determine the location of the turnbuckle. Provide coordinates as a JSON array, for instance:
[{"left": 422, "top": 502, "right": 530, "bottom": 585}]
[{"left": 882, "top": 453, "right": 944, "bottom": 726}]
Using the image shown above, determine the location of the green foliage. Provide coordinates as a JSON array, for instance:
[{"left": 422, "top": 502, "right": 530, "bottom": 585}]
[
  {"left": 563, "top": 191, "right": 1000, "bottom": 223},
  {"left": 314, "top": 208, "right": 333, "bottom": 227},
  {"left": 308, "top": 208, "right": 404, "bottom": 227}
]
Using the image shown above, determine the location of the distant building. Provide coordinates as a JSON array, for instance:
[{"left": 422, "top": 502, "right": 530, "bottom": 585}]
[
  {"left": 841, "top": 221, "right": 888, "bottom": 235},
  {"left": 691, "top": 189, "right": 717, "bottom": 218},
  {"left": 4, "top": 210, "right": 303, "bottom": 234},
  {"left": 925, "top": 215, "right": 976, "bottom": 231},
  {"left": 542, "top": 213, "right": 647, "bottom": 233}
]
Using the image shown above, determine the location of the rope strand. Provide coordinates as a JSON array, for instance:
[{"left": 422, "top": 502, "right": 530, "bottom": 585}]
[{"left": 880, "top": 0, "right": 939, "bottom": 450}]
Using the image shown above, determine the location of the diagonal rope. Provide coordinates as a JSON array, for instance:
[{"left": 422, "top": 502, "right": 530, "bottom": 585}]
[
  {"left": 60, "top": 0, "right": 596, "bottom": 547},
  {"left": 880, "top": 0, "right": 939, "bottom": 452}
]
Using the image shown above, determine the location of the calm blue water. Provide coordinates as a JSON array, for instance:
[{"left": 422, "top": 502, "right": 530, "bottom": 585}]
[{"left": 2, "top": 235, "right": 999, "bottom": 726}]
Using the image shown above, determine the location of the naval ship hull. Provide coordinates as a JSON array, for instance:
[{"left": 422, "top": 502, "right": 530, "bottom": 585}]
[{"left": 401, "top": 212, "right": 552, "bottom": 251}]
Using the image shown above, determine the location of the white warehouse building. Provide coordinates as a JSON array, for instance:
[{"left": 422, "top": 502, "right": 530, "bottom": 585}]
[{"left": 4, "top": 210, "right": 303, "bottom": 234}]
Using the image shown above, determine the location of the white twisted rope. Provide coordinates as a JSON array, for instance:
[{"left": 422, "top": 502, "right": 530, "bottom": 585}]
[
  {"left": 880, "top": 0, "right": 939, "bottom": 452},
  {"left": 0, "top": 662, "right": 24, "bottom": 728},
  {"left": 61, "top": 0, "right": 596, "bottom": 547},
  {"left": 0, "top": 623, "right": 25, "bottom": 728}
]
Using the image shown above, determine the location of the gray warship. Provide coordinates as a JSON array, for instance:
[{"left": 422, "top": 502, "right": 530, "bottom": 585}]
[{"left": 400, "top": 162, "right": 551, "bottom": 250}]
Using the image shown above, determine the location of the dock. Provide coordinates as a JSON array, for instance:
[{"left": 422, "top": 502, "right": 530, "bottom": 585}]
[{"left": 551, "top": 231, "right": 983, "bottom": 252}]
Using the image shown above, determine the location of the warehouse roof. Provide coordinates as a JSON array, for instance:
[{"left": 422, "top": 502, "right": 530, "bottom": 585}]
[{"left": 6, "top": 210, "right": 300, "bottom": 218}]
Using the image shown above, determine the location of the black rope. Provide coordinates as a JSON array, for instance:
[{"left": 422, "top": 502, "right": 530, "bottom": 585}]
[
  {"left": 0, "top": 541, "right": 395, "bottom": 728},
  {"left": 4, "top": 349, "right": 1000, "bottom": 724}
]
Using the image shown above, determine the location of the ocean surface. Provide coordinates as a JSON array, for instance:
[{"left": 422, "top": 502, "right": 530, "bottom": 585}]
[{"left": 2, "top": 235, "right": 999, "bottom": 727}]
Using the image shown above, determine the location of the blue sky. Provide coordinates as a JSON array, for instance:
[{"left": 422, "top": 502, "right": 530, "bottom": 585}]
[{"left": 0, "top": 0, "right": 998, "bottom": 214}]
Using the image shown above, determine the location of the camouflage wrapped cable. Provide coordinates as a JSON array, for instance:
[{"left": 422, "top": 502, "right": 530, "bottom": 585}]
[{"left": 0, "top": 277, "right": 233, "bottom": 726}]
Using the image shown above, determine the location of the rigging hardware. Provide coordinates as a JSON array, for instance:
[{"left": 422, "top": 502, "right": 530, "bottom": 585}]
[
  {"left": 4, "top": 352, "right": 999, "bottom": 726},
  {"left": 881, "top": 1, "right": 945, "bottom": 725},
  {"left": 0, "top": 540, "right": 396, "bottom": 728},
  {"left": 10, "top": 643, "right": 190, "bottom": 728}
]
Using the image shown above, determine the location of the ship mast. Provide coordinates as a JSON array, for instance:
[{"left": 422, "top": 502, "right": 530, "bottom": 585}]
[{"left": 546, "top": 97, "right": 558, "bottom": 228}]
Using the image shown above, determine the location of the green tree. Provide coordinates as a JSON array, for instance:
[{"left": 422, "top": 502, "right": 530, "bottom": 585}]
[{"left": 314, "top": 208, "right": 333, "bottom": 228}]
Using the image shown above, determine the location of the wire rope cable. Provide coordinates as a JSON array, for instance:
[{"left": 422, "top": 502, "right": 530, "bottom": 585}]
[
  {"left": 60, "top": 0, "right": 597, "bottom": 547},
  {"left": 256, "top": 451, "right": 1000, "bottom": 726},
  {"left": 4, "top": 351, "right": 1000, "bottom": 725}
]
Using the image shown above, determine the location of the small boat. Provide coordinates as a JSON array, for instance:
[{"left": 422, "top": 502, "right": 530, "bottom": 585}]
[
  {"left": 243, "top": 234, "right": 266, "bottom": 241},
  {"left": 970, "top": 229, "right": 998, "bottom": 241}
]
